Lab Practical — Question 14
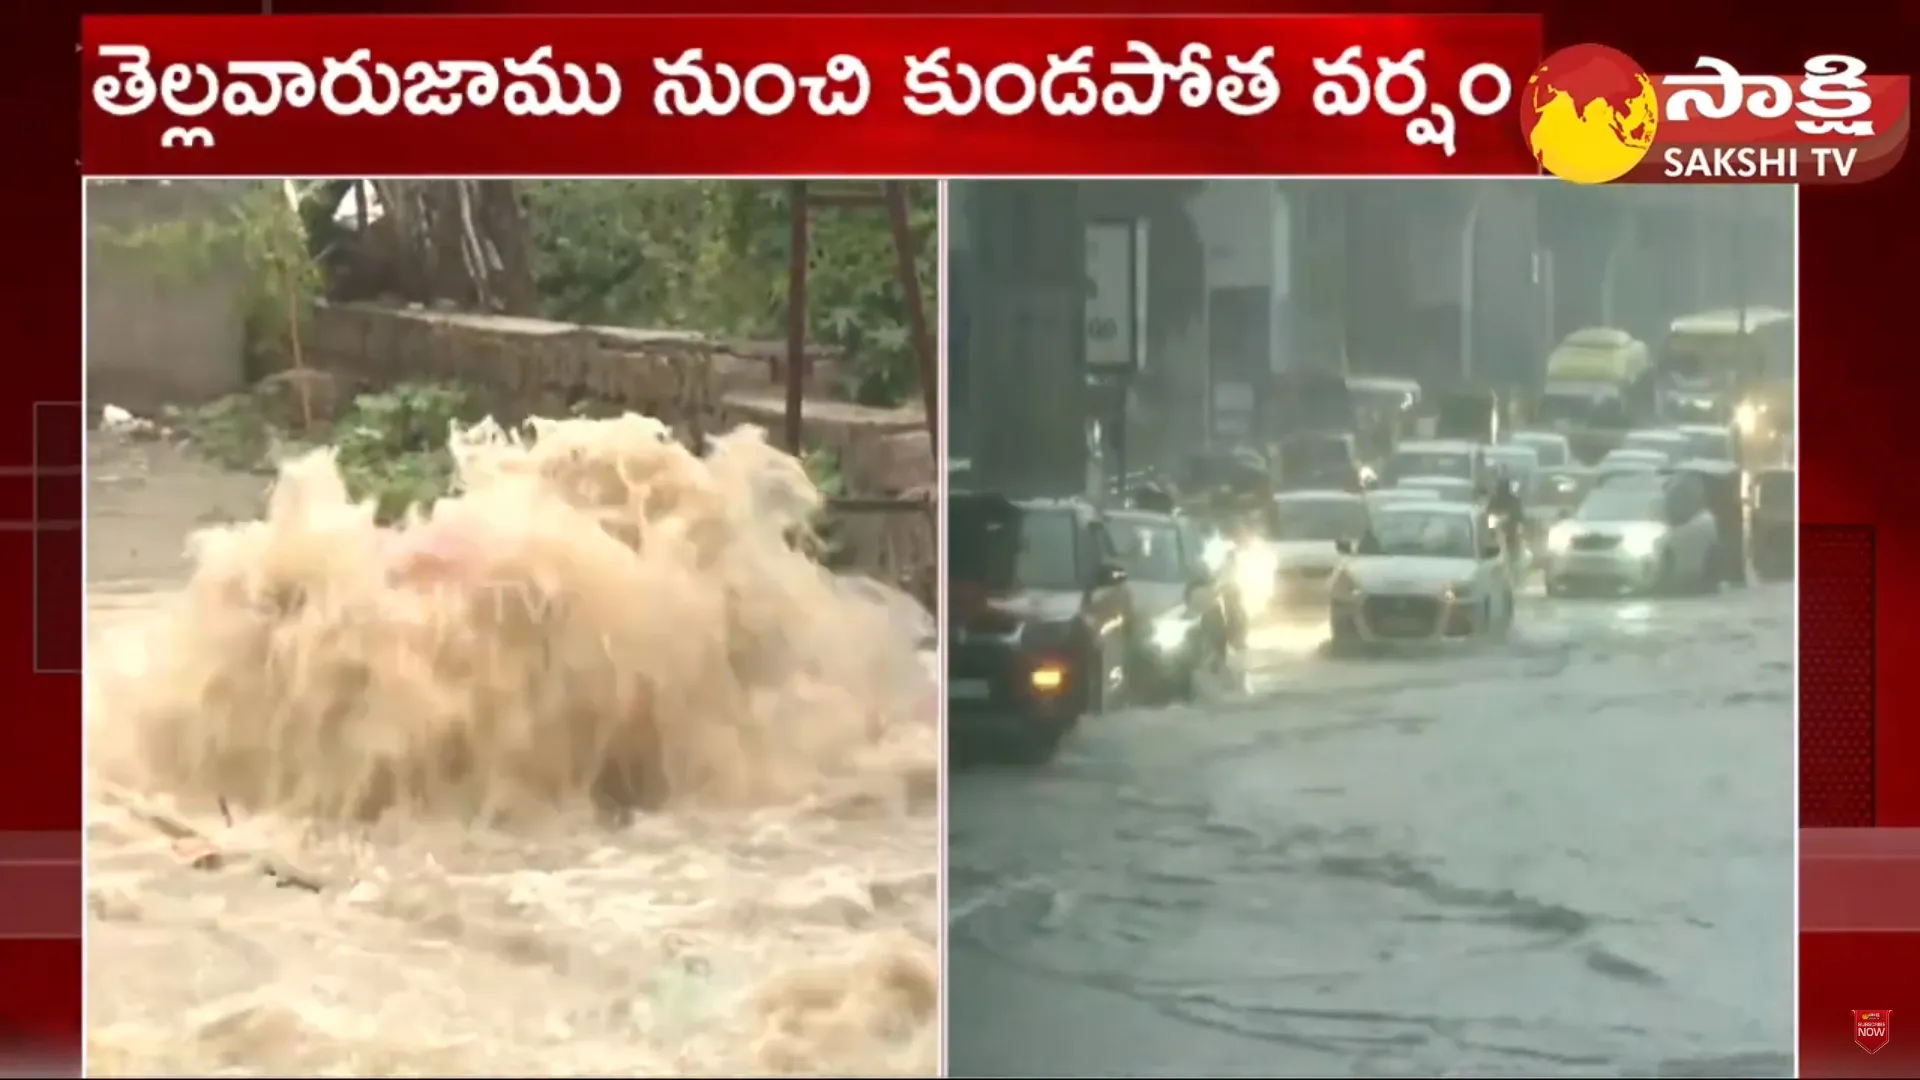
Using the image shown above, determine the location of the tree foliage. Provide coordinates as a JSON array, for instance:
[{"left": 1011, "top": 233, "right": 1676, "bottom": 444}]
[{"left": 522, "top": 181, "right": 936, "bottom": 406}]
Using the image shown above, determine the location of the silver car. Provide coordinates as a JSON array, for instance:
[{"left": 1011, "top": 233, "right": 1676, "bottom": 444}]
[
  {"left": 1329, "top": 501, "right": 1516, "bottom": 647},
  {"left": 1543, "top": 474, "right": 1720, "bottom": 595},
  {"left": 1619, "top": 428, "right": 1693, "bottom": 465},
  {"left": 1509, "top": 430, "right": 1573, "bottom": 469}
]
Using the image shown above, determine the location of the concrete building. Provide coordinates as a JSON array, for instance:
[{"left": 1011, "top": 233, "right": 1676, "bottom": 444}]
[{"left": 950, "top": 181, "right": 1792, "bottom": 497}]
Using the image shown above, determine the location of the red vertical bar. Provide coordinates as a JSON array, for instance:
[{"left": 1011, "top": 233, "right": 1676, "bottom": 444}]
[
  {"left": 34, "top": 403, "right": 81, "bottom": 675},
  {"left": 1800, "top": 524, "right": 1875, "bottom": 828}
]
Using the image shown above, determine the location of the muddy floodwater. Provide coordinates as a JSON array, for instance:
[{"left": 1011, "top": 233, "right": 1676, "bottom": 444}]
[
  {"left": 950, "top": 590, "right": 1794, "bottom": 1078},
  {"left": 85, "top": 433, "right": 939, "bottom": 1077}
]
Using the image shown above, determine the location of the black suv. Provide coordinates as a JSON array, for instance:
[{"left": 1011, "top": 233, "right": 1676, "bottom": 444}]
[{"left": 948, "top": 493, "right": 1139, "bottom": 759}]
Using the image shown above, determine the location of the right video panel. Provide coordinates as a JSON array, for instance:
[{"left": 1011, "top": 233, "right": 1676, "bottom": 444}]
[{"left": 945, "top": 179, "right": 1796, "bottom": 1077}]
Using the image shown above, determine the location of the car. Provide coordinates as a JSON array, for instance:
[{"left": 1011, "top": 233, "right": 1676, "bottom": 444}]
[
  {"left": 1264, "top": 490, "right": 1373, "bottom": 611},
  {"left": 1393, "top": 474, "right": 1477, "bottom": 505},
  {"left": 1327, "top": 500, "right": 1516, "bottom": 649},
  {"left": 1542, "top": 471, "right": 1721, "bottom": 595},
  {"left": 1749, "top": 466, "right": 1794, "bottom": 581},
  {"left": 1618, "top": 428, "right": 1693, "bottom": 465},
  {"left": 1107, "top": 509, "right": 1233, "bottom": 702},
  {"left": 1508, "top": 430, "right": 1573, "bottom": 469},
  {"left": 1484, "top": 443, "right": 1541, "bottom": 484},
  {"left": 948, "top": 493, "right": 1139, "bottom": 759},
  {"left": 1594, "top": 448, "right": 1669, "bottom": 484},
  {"left": 1536, "top": 463, "right": 1593, "bottom": 517},
  {"left": 1384, "top": 439, "right": 1485, "bottom": 488},
  {"left": 1275, "top": 431, "right": 1363, "bottom": 493},
  {"left": 1365, "top": 486, "right": 1440, "bottom": 512},
  {"left": 1672, "top": 423, "right": 1740, "bottom": 467}
]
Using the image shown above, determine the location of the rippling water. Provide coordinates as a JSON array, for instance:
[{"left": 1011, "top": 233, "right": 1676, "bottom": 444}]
[
  {"left": 950, "top": 587, "right": 1795, "bottom": 1077},
  {"left": 88, "top": 599, "right": 940, "bottom": 1077}
]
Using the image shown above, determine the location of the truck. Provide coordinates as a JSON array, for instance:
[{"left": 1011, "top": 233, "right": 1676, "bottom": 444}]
[{"left": 1532, "top": 327, "right": 1655, "bottom": 464}]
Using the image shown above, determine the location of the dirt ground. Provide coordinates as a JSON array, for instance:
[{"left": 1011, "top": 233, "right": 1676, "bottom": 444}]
[{"left": 87, "top": 434, "right": 272, "bottom": 588}]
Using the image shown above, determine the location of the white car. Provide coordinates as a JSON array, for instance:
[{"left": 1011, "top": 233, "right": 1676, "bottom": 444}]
[
  {"left": 1266, "top": 490, "right": 1372, "bottom": 609},
  {"left": 1509, "top": 430, "right": 1573, "bottom": 469},
  {"left": 1365, "top": 486, "right": 1439, "bottom": 512},
  {"left": 1619, "top": 428, "right": 1692, "bottom": 465},
  {"left": 1672, "top": 423, "right": 1739, "bottom": 465},
  {"left": 1544, "top": 473, "right": 1720, "bottom": 595},
  {"left": 1328, "top": 501, "right": 1516, "bottom": 647},
  {"left": 1394, "top": 474, "right": 1477, "bottom": 505},
  {"left": 1385, "top": 439, "right": 1485, "bottom": 488},
  {"left": 1594, "top": 448, "right": 1668, "bottom": 484}
]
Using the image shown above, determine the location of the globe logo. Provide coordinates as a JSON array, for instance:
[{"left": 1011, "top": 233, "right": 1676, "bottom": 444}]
[{"left": 1521, "top": 44, "right": 1661, "bottom": 184}]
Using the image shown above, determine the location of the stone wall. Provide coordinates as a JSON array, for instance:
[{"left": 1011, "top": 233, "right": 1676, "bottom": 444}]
[
  {"left": 306, "top": 302, "right": 933, "bottom": 497},
  {"left": 86, "top": 181, "right": 255, "bottom": 413},
  {"left": 306, "top": 303, "right": 936, "bottom": 606}
]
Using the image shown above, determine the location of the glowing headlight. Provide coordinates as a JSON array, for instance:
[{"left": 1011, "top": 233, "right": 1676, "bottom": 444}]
[
  {"left": 1233, "top": 545, "right": 1278, "bottom": 609},
  {"left": 1358, "top": 465, "right": 1379, "bottom": 485},
  {"left": 1735, "top": 402, "right": 1764, "bottom": 434},
  {"left": 1152, "top": 612, "right": 1196, "bottom": 652},
  {"left": 1201, "top": 534, "right": 1233, "bottom": 573},
  {"left": 1620, "top": 525, "right": 1665, "bottom": 557},
  {"left": 1547, "top": 524, "right": 1573, "bottom": 553}
]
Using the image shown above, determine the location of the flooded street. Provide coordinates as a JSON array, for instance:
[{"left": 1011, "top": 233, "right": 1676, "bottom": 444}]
[{"left": 948, "top": 587, "right": 1795, "bottom": 1078}]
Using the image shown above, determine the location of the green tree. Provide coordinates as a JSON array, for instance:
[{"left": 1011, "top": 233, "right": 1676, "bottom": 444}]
[{"left": 523, "top": 181, "right": 936, "bottom": 406}]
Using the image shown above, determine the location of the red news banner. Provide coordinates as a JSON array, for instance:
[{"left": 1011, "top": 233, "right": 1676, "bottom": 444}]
[
  {"left": 80, "top": 15, "right": 1544, "bottom": 176},
  {"left": 79, "top": 15, "right": 1908, "bottom": 182}
]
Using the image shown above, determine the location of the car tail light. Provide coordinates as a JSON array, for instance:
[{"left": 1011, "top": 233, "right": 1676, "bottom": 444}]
[{"left": 1027, "top": 655, "right": 1070, "bottom": 696}]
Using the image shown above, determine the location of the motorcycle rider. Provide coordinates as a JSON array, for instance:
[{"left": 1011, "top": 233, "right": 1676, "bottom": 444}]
[{"left": 1484, "top": 466, "right": 1526, "bottom": 556}]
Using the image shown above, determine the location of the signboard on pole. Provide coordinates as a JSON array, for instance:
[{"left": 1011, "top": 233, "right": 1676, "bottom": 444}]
[{"left": 1085, "top": 219, "right": 1148, "bottom": 372}]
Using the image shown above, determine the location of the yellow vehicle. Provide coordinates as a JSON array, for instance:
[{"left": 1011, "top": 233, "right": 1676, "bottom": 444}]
[
  {"left": 1544, "top": 326, "right": 1653, "bottom": 387},
  {"left": 1536, "top": 328, "right": 1654, "bottom": 462},
  {"left": 1663, "top": 307, "right": 1794, "bottom": 444}
]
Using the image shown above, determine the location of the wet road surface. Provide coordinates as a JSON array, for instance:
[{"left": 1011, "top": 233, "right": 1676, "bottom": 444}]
[{"left": 948, "top": 585, "right": 1795, "bottom": 1078}]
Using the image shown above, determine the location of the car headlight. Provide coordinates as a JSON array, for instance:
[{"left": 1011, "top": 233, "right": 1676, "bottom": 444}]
[
  {"left": 1229, "top": 542, "right": 1275, "bottom": 596},
  {"left": 1620, "top": 525, "right": 1666, "bottom": 557},
  {"left": 1547, "top": 524, "right": 1573, "bottom": 553},
  {"left": 1201, "top": 534, "right": 1233, "bottom": 573},
  {"left": 1151, "top": 612, "right": 1196, "bottom": 652},
  {"left": 1735, "top": 402, "right": 1764, "bottom": 434}
]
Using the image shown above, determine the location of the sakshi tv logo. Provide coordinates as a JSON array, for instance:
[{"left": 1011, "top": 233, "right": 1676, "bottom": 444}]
[{"left": 1518, "top": 45, "right": 1910, "bottom": 185}]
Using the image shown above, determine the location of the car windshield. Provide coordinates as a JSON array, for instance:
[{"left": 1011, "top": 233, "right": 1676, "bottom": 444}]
[
  {"left": 950, "top": 504, "right": 1081, "bottom": 591},
  {"left": 1683, "top": 430, "right": 1733, "bottom": 460},
  {"left": 1487, "top": 450, "right": 1538, "bottom": 477},
  {"left": 1389, "top": 449, "right": 1473, "bottom": 482},
  {"left": 1623, "top": 433, "right": 1682, "bottom": 458},
  {"left": 1537, "top": 390, "right": 1625, "bottom": 426},
  {"left": 1110, "top": 519, "right": 1187, "bottom": 583},
  {"left": 1271, "top": 498, "right": 1370, "bottom": 542},
  {"left": 1515, "top": 437, "right": 1568, "bottom": 467},
  {"left": 1353, "top": 386, "right": 1413, "bottom": 413},
  {"left": 1278, "top": 439, "right": 1353, "bottom": 485},
  {"left": 1370, "top": 510, "right": 1477, "bottom": 559},
  {"left": 1400, "top": 478, "right": 1473, "bottom": 502},
  {"left": 1601, "top": 451, "right": 1661, "bottom": 468},
  {"left": 1576, "top": 487, "right": 1663, "bottom": 522}
]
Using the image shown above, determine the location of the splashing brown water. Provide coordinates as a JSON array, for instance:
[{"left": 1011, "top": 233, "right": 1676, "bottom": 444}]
[{"left": 87, "top": 415, "right": 938, "bottom": 1076}]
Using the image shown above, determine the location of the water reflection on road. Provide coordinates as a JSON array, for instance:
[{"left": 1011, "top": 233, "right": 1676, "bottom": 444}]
[{"left": 949, "top": 586, "right": 1795, "bottom": 1078}]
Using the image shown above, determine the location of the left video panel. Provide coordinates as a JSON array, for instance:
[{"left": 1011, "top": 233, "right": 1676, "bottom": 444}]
[{"left": 82, "top": 179, "right": 940, "bottom": 1076}]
